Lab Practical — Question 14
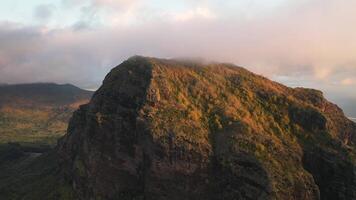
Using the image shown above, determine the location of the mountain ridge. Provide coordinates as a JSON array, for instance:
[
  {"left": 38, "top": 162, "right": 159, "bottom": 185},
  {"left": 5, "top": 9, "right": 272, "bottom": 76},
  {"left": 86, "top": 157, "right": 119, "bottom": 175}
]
[
  {"left": 0, "top": 83, "right": 93, "bottom": 108},
  {"left": 57, "top": 56, "right": 356, "bottom": 200}
]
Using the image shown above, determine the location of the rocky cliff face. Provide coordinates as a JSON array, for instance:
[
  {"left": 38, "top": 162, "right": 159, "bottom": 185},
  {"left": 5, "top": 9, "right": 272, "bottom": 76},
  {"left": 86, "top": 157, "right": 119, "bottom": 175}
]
[{"left": 58, "top": 56, "right": 356, "bottom": 200}]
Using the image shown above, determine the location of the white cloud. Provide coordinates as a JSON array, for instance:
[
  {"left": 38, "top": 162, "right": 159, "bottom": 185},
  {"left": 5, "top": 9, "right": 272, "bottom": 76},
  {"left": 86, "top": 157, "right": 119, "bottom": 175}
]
[
  {"left": 173, "top": 7, "right": 216, "bottom": 22},
  {"left": 33, "top": 4, "right": 55, "bottom": 21},
  {"left": 341, "top": 78, "right": 355, "bottom": 86},
  {"left": 93, "top": 0, "right": 139, "bottom": 9},
  {"left": 0, "top": 0, "right": 356, "bottom": 99},
  {"left": 314, "top": 67, "right": 332, "bottom": 80}
]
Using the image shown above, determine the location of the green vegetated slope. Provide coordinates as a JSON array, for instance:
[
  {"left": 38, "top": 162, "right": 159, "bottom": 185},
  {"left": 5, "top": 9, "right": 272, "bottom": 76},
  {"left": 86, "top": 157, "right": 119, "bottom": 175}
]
[
  {"left": 1, "top": 57, "right": 356, "bottom": 199},
  {"left": 0, "top": 83, "right": 93, "bottom": 145},
  {"left": 0, "top": 106, "right": 72, "bottom": 145},
  {"left": 0, "top": 83, "right": 92, "bottom": 200},
  {"left": 57, "top": 56, "right": 356, "bottom": 200}
]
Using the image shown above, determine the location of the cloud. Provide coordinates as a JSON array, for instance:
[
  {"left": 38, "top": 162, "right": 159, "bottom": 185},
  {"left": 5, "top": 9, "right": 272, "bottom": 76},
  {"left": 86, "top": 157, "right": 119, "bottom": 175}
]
[
  {"left": 61, "top": 0, "right": 88, "bottom": 7},
  {"left": 33, "top": 4, "right": 55, "bottom": 21},
  {"left": 173, "top": 7, "right": 216, "bottom": 22},
  {"left": 0, "top": 23, "right": 103, "bottom": 88},
  {"left": 341, "top": 78, "right": 356, "bottom": 86},
  {"left": 93, "top": 0, "right": 139, "bottom": 9},
  {"left": 0, "top": 0, "right": 355, "bottom": 100}
]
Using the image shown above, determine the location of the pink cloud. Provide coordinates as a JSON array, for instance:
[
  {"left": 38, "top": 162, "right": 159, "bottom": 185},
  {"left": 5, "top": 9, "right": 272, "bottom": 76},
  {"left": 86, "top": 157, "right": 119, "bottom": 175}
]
[{"left": 0, "top": 0, "right": 355, "bottom": 98}]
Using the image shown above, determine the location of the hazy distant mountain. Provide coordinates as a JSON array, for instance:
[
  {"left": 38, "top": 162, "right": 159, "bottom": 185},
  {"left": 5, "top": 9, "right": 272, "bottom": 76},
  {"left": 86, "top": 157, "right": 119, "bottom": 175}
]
[
  {"left": 0, "top": 83, "right": 93, "bottom": 107},
  {"left": 0, "top": 83, "right": 93, "bottom": 145},
  {"left": 1, "top": 57, "right": 355, "bottom": 199}
]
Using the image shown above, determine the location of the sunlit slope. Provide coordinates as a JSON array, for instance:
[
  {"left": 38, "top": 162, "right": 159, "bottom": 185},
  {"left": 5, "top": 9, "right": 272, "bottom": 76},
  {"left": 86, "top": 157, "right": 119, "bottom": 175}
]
[
  {"left": 0, "top": 83, "right": 93, "bottom": 145},
  {"left": 58, "top": 56, "right": 356, "bottom": 200}
]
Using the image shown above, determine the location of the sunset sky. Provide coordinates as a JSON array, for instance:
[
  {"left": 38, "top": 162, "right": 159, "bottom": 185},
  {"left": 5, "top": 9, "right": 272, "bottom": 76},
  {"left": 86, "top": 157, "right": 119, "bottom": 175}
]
[{"left": 0, "top": 0, "right": 355, "bottom": 116}]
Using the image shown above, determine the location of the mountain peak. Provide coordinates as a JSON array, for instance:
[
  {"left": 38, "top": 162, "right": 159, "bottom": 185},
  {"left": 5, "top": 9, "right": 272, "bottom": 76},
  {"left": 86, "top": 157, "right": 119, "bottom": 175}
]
[{"left": 58, "top": 57, "right": 356, "bottom": 200}]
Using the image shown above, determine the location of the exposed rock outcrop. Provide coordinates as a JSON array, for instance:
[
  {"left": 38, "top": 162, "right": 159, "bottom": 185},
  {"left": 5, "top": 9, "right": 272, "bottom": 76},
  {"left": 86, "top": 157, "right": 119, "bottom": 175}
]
[{"left": 58, "top": 56, "right": 356, "bottom": 200}]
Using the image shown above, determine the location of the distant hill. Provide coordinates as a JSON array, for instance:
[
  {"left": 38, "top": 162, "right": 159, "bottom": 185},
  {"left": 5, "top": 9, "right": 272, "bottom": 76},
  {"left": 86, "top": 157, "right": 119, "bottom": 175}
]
[
  {"left": 0, "top": 83, "right": 93, "bottom": 145},
  {"left": 0, "top": 83, "right": 93, "bottom": 107}
]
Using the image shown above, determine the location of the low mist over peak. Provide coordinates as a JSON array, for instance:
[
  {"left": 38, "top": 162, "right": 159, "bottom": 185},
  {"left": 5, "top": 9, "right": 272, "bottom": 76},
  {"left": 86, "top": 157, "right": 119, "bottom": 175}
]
[
  {"left": 0, "top": 1, "right": 355, "bottom": 109},
  {"left": 56, "top": 57, "right": 356, "bottom": 199},
  {"left": 0, "top": 1, "right": 355, "bottom": 199}
]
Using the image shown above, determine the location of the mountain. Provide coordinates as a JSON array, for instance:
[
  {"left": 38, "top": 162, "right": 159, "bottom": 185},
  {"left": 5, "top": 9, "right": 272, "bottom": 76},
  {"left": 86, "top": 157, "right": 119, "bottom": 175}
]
[
  {"left": 56, "top": 56, "right": 356, "bottom": 200},
  {"left": 0, "top": 83, "right": 93, "bottom": 145},
  {"left": 0, "top": 83, "right": 92, "bottom": 107},
  {"left": 1, "top": 56, "right": 356, "bottom": 199}
]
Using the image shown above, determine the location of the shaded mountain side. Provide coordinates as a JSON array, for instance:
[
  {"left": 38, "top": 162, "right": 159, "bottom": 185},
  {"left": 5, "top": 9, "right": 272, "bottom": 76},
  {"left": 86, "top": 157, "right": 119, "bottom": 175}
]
[
  {"left": 56, "top": 56, "right": 356, "bottom": 200},
  {"left": 0, "top": 83, "right": 93, "bottom": 145},
  {"left": 0, "top": 144, "right": 74, "bottom": 200}
]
